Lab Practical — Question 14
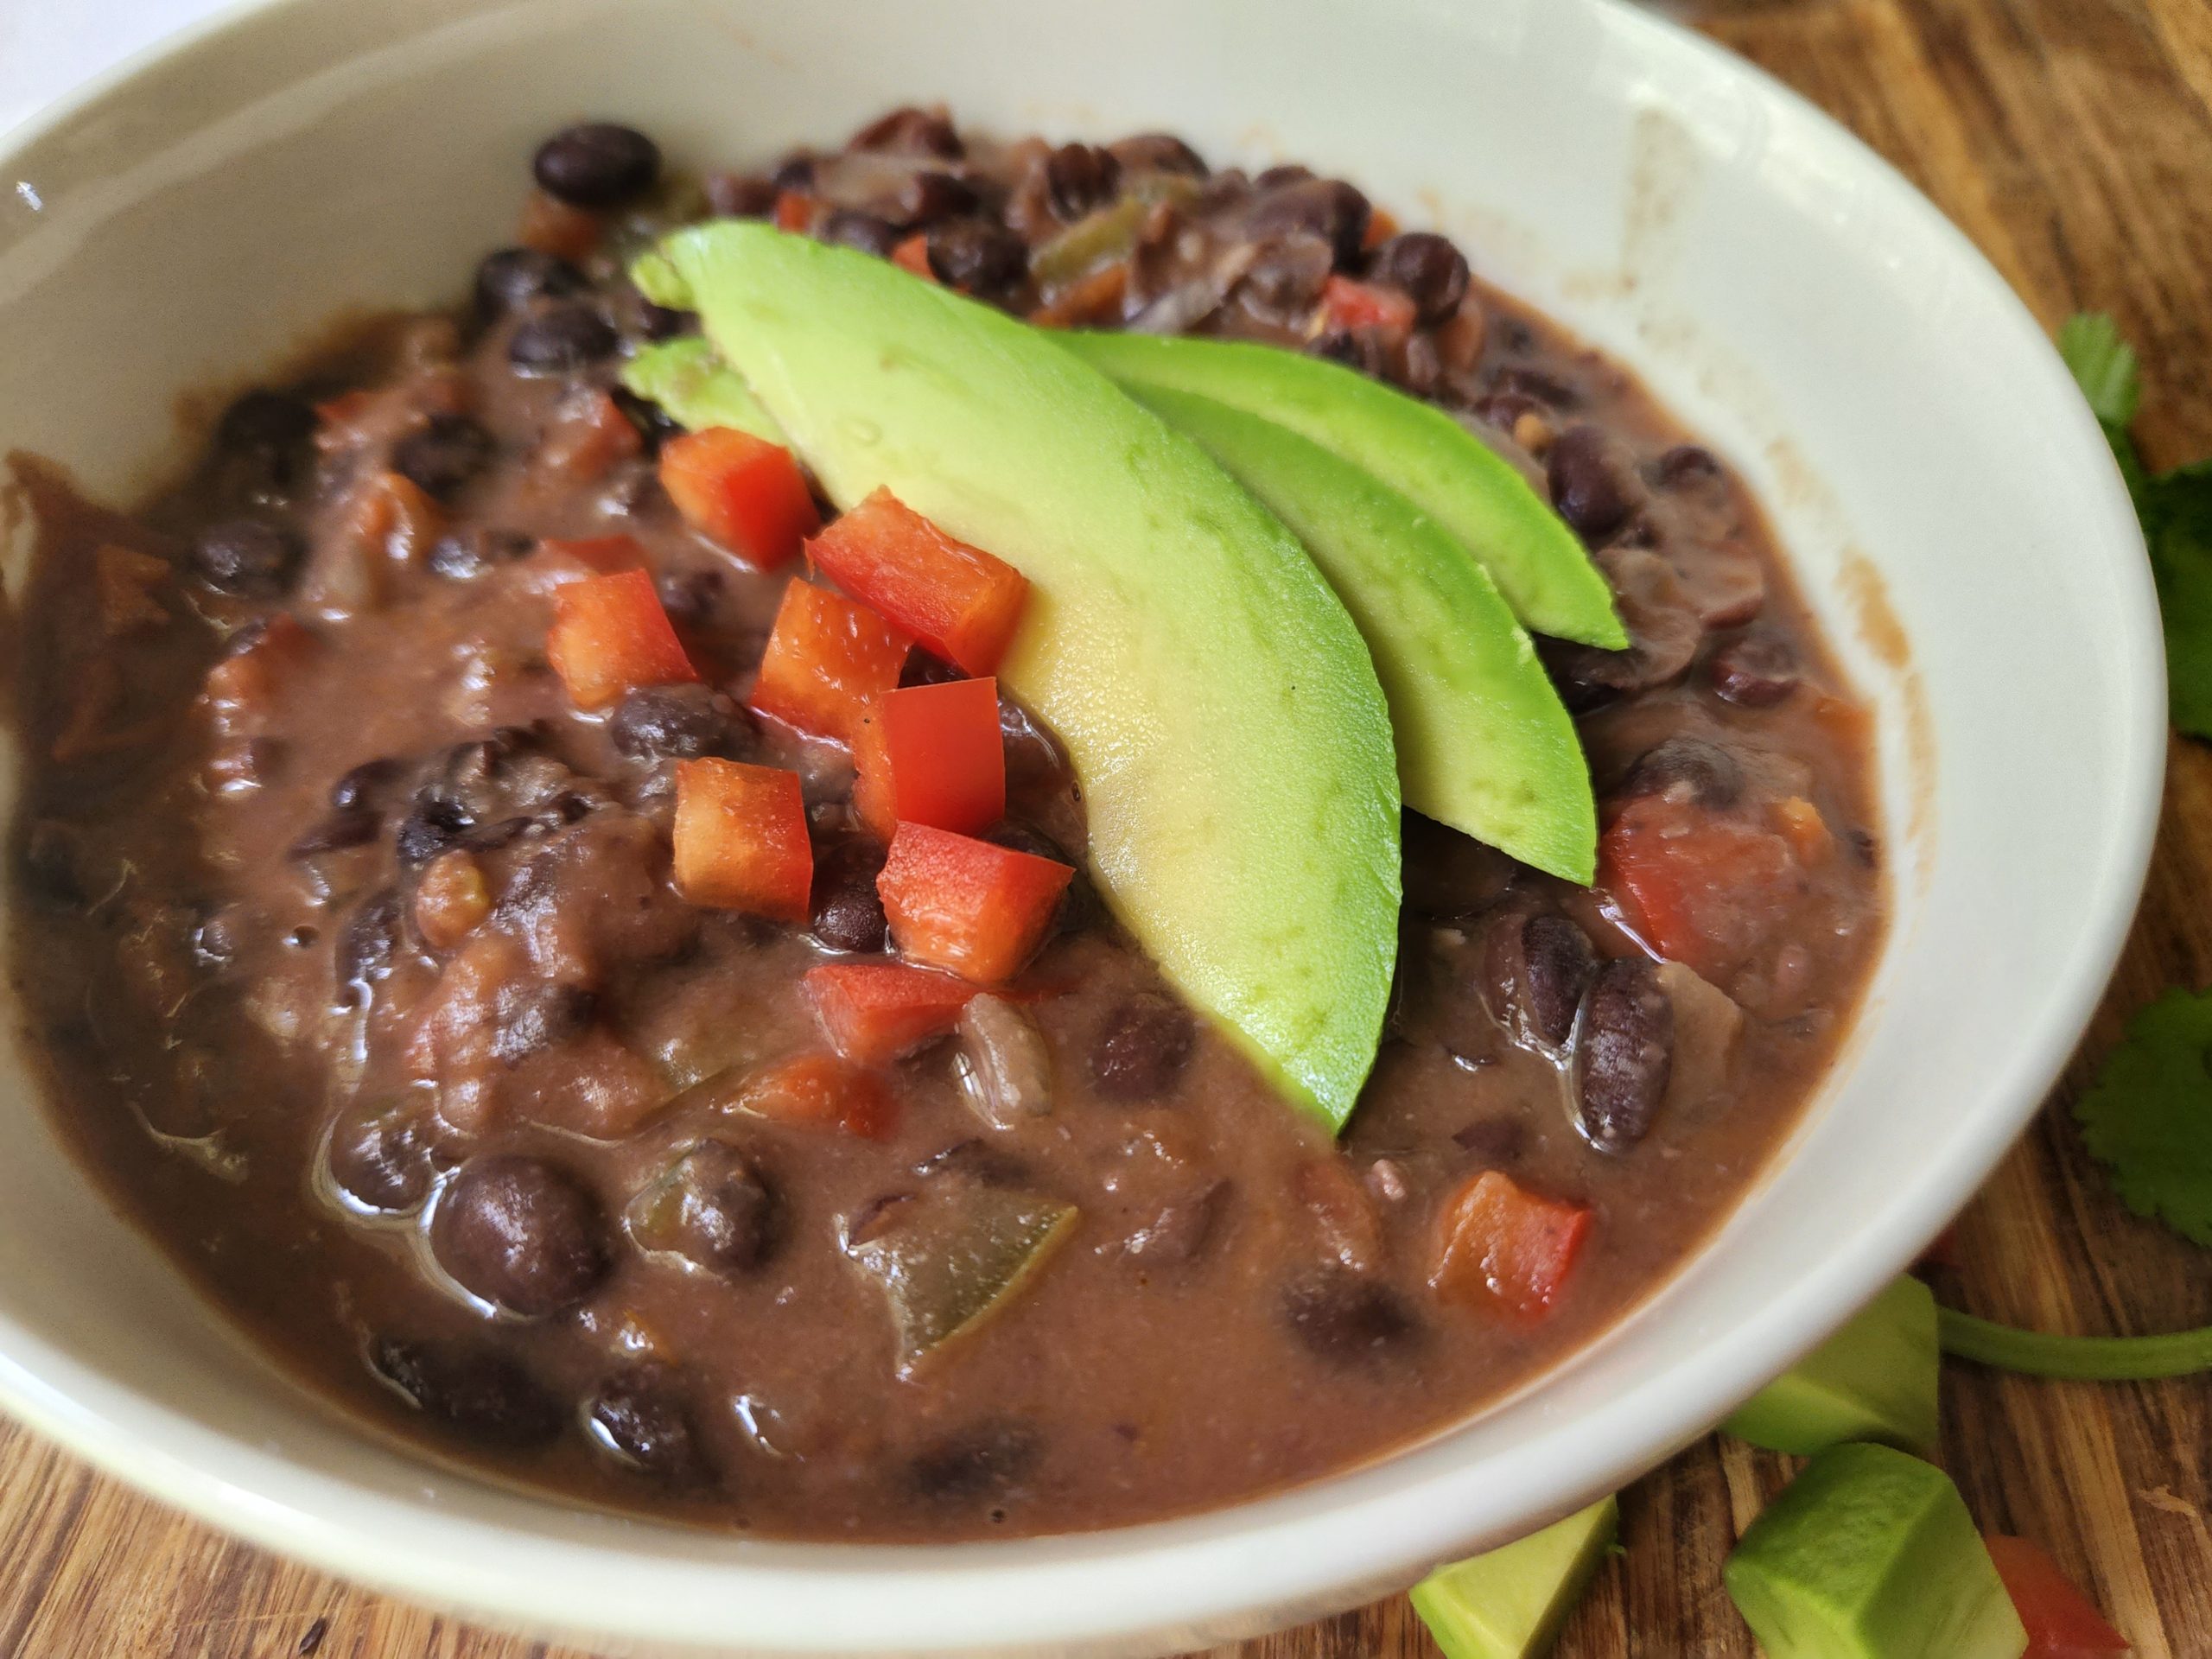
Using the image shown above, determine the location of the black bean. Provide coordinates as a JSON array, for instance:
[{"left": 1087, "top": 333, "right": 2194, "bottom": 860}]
[
  {"left": 1708, "top": 632, "right": 1801, "bottom": 708},
  {"left": 474, "top": 247, "right": 588, "bottom": 318},
  {"left": 1239, "top": 233, "right": 1335, "bottom": 315},
  {"left": 810, "top": 837, "right": 890, "bottom": 953},
  {"left": 1090, "top": 994, "right": 1197, "bottom": 1102},
  {"left": 705, "top": 173, "right": 780, "bottom": 219},
  {"left": 1366, "top": 232, "right": 1470, "bottom": 324},
  {"left": 335, "top": 887, "right": 403, "bottom": 1005},
  {"left": 492, "top": 981, "right": 599, "bottom": 1064},
  {"left": 984, "top": 822, "right": 1096, "bottom": 936},
  {"left": 369, "top": 1337, "right": 560, "bottom": 1447},
  {"left": 532, "top": 122, "right": 660, "bottom": 207},
  {"left": 1045, "top": 143, "right": 1122, "bottom": 219},
  {"left": 1484, "top": 911, "right": 1599, "bottom": 1050},
  {"left": 327, "top": 1092, "right": 439, "bottom": 1212},
  {"left": 1620, "top": 736, "right": 1745, "bottom": 810},
  {"left": 20, "top": 820, "right": 88, "bottom": 908},
  {"left": 507, "top": 304, "right": 618, "bottom": 373},
  {"left": 1657, "top": 443, "right": 1724, "bottom": 488},
  {"left": 817, "top": 210, "right": 903, "bottom": 257},
  {"left": 288, "top": 807, "right": 380, "bottom": 858},
  {"left": 655, "top": 567, "right": 725, "bottom": 630},
  {"left": 585, "top": 1365, "right": 709, "bottom": 1484},
  {"left": 432, "top": 1154, "right": 607, "bottom": 1317},
  {"left": 891, "top": 170, "right": 980, "bottom": 226},
  {"left": 329, "top": 757, "right": 402, "bottom": 812},
  {"left": 995, "top": 698, "right": 1071, "bottom": 792},
  {"left": 1573, "top": 957, "right": 1675, "bottom": 1152},
  {"left": 769, "top": 153, "right": 817, "bottom": 194},
  {"left": 908, "top": 1420, "right": 1039, "bottom": 1503},
  {"left": 849, "top": 106, "right": 963, "bottom": 159},
  {"left": 1107, "top": 133, "right": 1208, "bottom": 177},
  {"left": 626, "top": 1140, "right": 780, "bottom": 1275},
  {"left": 1255, "top": 164, "right": 1314, "bottom": 188},
  {"left": 611, "top": 387, "right": 683, "bottom": 457},
  {"left": 427, "top": 526, "right": 534, "bottom": 580},
  {"left": 609, "top": 683, "right": 747, "bottom": 761},
  {"left": 1281, "top": 1268, "right": 1420, "bottom": 1365},
  {"left": 394, "top": 796, "right": 473, "bottom": 868},
  {"left": 1248, "top": 178, "right": 1370, "bottom": 268},
  {"left": 390, "top": 413, "right": 493, "bottom": 502},
  {"left": 217, "top": 388, "right": 315, "bottom": 456},
  {"left": 1123, "top": 1181, "right": 1230, "bottom": 1267},
  {"left": 192, "top": 519, "right": 302, "bottom": 597},
  {"left": 1547, "top": 424, "right": 1640, "bottom": 541},
  {"left": 1490, "top": 365, "right": 1579, "bottom": 408},
  {"left": 925, "top": 217, "right": 1027, "bottom": 293},
  {"left": 1313, "top": 326, "right": 1391, "bottom": 379},
  {"left": 635, "top": 300, "right": 691, "bottom": 342}
]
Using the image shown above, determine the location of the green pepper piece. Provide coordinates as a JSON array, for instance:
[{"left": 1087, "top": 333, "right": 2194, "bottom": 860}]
[{"left": 846, "top": 1184, "right": 1077, "bottom": 1374}]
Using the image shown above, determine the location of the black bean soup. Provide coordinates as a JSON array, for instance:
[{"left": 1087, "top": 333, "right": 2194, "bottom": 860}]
[{"left": 3, "top": 110, "right": 1883, "bottom": 1540}]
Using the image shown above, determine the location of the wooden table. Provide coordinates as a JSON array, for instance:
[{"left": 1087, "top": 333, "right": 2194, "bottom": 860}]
[{"left": 6, "top": 2, "right": 2212, "bottom": 1652}]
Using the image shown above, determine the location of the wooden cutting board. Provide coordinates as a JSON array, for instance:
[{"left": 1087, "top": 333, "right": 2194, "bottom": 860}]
[{"left": 5, "top": 1, "right": 2211, "bottom": 1652}]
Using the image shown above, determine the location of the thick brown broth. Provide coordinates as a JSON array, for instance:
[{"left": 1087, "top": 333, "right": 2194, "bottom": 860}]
[{"left": 3, "top": 111, "right": 1884, "bottom": 1540}]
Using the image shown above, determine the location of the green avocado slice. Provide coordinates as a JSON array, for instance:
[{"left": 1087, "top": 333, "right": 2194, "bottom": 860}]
[
  {"left": 620, "top": 337, "right": 783, "bottom": 443},
  {"left": 1058, "top": 331, "right": 1625, "bottom": 650},
  {"left": 1410, "top": 1496, "right": 1619, "bottom": 1659},
  {"left": 1722, "top": 1275, "right": 1941, "bottom": 1458},
  {"left": 657, "top": 222, "right": 1401, "bottom": 1128},
  {"left": 1113, "top": 382, "right": 1595, "bottom": 883}
]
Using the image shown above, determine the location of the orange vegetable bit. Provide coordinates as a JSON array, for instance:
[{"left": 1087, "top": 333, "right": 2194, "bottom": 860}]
[
  {"left": 805, "top": 961, "right": 980, "bottom": 1066},
  {"left": 876, "top": 822, "right": 1074, "bottom": 983},
  {"left": 659, "top": 426, "right": 820, "bottom": 571},
  {"left": 1596, "top": 793, "right": 1801, "bottom": 982},
  {"left": 749, "top": 579, "right": 912, "bottom": 743},
  {"left": 546, "top": 568, "right": 699, "bottom": 711},
  {"left": 806, "top": 487, "right": 1029, "bottom": 676},
  {"left": 1319, "top": 273, "right": 1417, "bottom": 336},
  {"left": 734, "top": 1052, "right": 899, "bottom": 1140},
  {"left": 1430, "top": 1169, "right": 1592, "bottom": 1321},
  {"left": 860, "top": 677, "right": 1007, "bottom": 836},
  {"left": 1983, "top": 1536, "right": 2131, "bottom": 1658},
  {"left": 518, "top": 188, "right": 601, "bottom": 261},
  {"left": 772, "top": 190, "right": 814, "bottom": 234},
  {"left": 671, "top": 758, "right": 813, "bottom": 922},
  {"left": 891, "top": 232, "right": 936, "bottom": 279}
]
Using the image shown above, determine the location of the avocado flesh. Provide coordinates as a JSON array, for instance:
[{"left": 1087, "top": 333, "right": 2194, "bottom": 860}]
[
  {"left": 1723, "top": 1275, "right": 1941, "bottom": 1457},
  {"left": 1726, "top": 1445, "right": 2027, "bottom": 1659},
  {"left": 658, "top": 222, "right": 1401, "bottom": 1129},
  {"left": 1058, "top": 331, "right": 1626, "bottom": 650},
  {"left": 1410, "top": 1495, "right": 1619, "bottom": 1659},
  {"left": 620, "top": 337, "right": 784, "bottom": 443},
  {"left": 1117, "top": 383, "right": 1595, "bottom": 883}
]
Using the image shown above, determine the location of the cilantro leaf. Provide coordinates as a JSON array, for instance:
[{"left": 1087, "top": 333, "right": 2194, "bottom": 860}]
[
  {"left": 2075, "top": 988, "right": 2212, "bottom": 1245},
  {"left": 2058, "top": 312, "right": 2141, "bottom": 429}
]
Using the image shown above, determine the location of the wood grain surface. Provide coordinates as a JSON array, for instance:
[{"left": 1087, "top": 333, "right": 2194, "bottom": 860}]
[{"left": 6, "top": 1, "right": 2212, "bottom": 1653}]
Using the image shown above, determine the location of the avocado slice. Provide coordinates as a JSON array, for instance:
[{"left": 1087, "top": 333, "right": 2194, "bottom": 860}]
[
  {"left": 1726, "top": 1444, "right": 2027, "bottom": 1659},
  {"left": 1115, "top": 383, "right": 1595, "bottom": 883},
  {"left": 1723, "top": 1275, "right": 1941, "bottom": 1457},
  {"left": 845, "top": 1184, "right": 1077, "bottom": 1376},
  {"left": 1058, "top": 332, "right": 1626, "bottom": 650},
  {"left": 620, "top": 338, "right": 784, "bottom": 443},
  {"left": 656, "top": 222, "right": 1401, "bottom": 1128},
  {"left": 1410, "top": 1495, "right": 1619, "bottom": 1659}
]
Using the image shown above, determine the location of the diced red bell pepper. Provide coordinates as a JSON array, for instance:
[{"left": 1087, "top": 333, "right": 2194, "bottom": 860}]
[
  {"left": 773, "top": 190, "right": 813, "bottom": 233},
  {"left": 1320, "top": 274, "right": 1416, "bottom": 335},
  {"left": 735, "top": 1052, "right": 899, "bottom": 1139},
  {"left": 1430, "top": 1169, "right": 1592, "bottom": 1321},
  {"left": 877, "top": 822, "right": 1074, "bottom": 983},
  {"left": 659, "top": 427, "right": 820, "bottom": 571},
  {"left": 672, "top": 758, "right": 813, "bottom": 922},
  {"left": 1984, "top": 1536, "right": 2130, "bottom": 1658},
  {"left": 1597, "top": 793, "right": 1801, "bottom": 982},
  {"left": 547, "top": 569, "right": 698, "bottom": 711},
  {"left": 892, "top": 232, "right": 935, "bottom": 279},
  {"left": 853, "top": 677, "right": 1007, "bottom": 837},
  {"left": 541, "top": 534, "right": 647, "bottom": 575},
  {"left": 750, "top": 580, "right": 912, "bottom": 743},
  {"left": 806, "top": 488, "right": 1029, "bottom": 675},
  {"left": 804, "top": 961, "right": 980, "bottom": 1065}
]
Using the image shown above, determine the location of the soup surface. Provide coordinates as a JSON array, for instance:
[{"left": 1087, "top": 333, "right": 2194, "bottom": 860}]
[{"left": 4, "top": 110, "right": 1883, "bottom": 1540}]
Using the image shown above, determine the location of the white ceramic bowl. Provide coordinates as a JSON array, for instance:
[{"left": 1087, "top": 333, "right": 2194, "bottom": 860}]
[{"left": 0, "top": 0, "right": 2163, "bottom": 1654}]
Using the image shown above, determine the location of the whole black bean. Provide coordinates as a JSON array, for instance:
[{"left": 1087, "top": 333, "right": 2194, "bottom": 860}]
[
  {"left": 1484, "top": 911, "right": 1599, "bottom": 1050},
  {"left": 335, "top": 887, "right": 403, "bottom": 1005},
  {"left": 1090, "top": 994, "right": 1197, "bottom": 1102},
  {"left": 390, "top": 414, "right": 494, "bottom": 502},
  {"left": 20, "top": 820, "right": 87, "bottom": 908},
  {"left": 850, "top": 106, "right": 963, "bottom": 159},
  {"left": 492, "top": 981, "right": 599, "bottom": 1064},
  {"left": 1107, "top": 133, "right": 1208, "bottom": 177},
  {"left": 288, "top": 807, "right": 380, "bottom": 859},
  {"left": 1573, "top": 956, "right": 1675, "bottom": 1152},
  {"left": 369, "top": 1337, "right": 560, "bottom": 1446},
  {"left": 1281, "top": 1268, "right": 1420, "bottom": 1365},
  {"left": 507, "top": 304, "right": 618, "bottom": 373},
  {"left": 817, "top": 210, "right": 903, "bottom": 257},
  {"left": 1239, "top": 233, "right": 1335, "bottom": 316},
  {"left": 1255, "top": 163, "right": 1315, "bottom": 188},
  {"left": 1366, "top": 232, "right": 1470, "bottom": 323},
  {"left": 984, "top": 822, "right": 1096, "bottom": 936},
  {"left": 1708, "top": 632, "right": 1801, "bottom": 708},
  {"left": 394, "top": 796, "right": 473, "bottom": 868},
  {"left": 433, "top": 1154, "right": 607, "bottom": 1317},
  {"left": 327, "top": 1092, "right": 439, "bottom": 1212},
  {"left": 532, "top": 122, "right": 660, "bottom": 207},
  {"left": 810, "top": 837, "right": 890, "bottom": 954},
  {"left": 1045, "top": 143, "right": 1122, "bottom": 219},
  {"left": 1248, "top": 178, "right": 1370, "bottom": 268},
  {"left": 192, "top": 519, "right": 302, "bottom": 598},
  {"left": 609, "top": 683, "right": 747, "bottom": 761},
  {"left": 474, "top": 247, "right": 588, "bottom": 317},
  {"left": 626, "top": 1140, "right": 780, "bottom": 1275},
  {"left": 1547, "top": 424, "right": 1640, "bottom": 541},
  {"left": 925, "top": 217, "right": 1027, "bottom": 293},
  {"left": 585, "top": 1366, "right": 709, "bottom": 1484},
  {"left": 908, "top": 1420, "right": 1040, "bottom": 1503},
  {"left": 1620, "top": 736, "right": 1745, "bottom": 810}
]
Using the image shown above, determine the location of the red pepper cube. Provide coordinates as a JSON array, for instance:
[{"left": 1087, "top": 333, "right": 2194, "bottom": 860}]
[
  {"left": 858, "top": 677, "right": 1007, "bottom": 836},
  {"left": 806, "top": 487, "right": 1029, "bottom": 675},
  {"left": 1983, "top": 1537, "right": 2130, "bottom": 1658},
  {"left": 1430, "top": 1169, "right": 1592, "bottom": 1320},
  {"left": 672, "top": 758, "right": 812, "bottom": 922},
  {"left": 547, "top": 568, "right": 698, "bottom": 711},
  {"left": 891, "top": 232, "right": 935, "bottom": 279},
  {"left": 659, "top": 426, "right": 820, "bottom": 571},
  {"left": 1597, "top": 793, "right": 1798, "bottom": 982},
  {"left": 805, "top": 961, "right": 980, "bottom": 1066},
  {"left": 749, "top": 580, "right": 911, "bottom": 744},
  {"left": 734, "top": 1052, "right": 898, "bottom": 1139},
  {"left": 1320, "top": 273, "right": 1417, "bottom": 335},
  {"left": 877, "top": 822, "right": 1074, "bottom": 983}
]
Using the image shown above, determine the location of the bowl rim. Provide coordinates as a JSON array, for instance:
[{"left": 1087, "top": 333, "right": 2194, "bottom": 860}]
[{"left": 0, "top": 0, "right": 2166, "bottom": 1652}]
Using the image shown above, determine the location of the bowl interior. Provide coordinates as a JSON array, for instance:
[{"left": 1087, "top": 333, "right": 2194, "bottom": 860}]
[{"left": 0, "top": 0, "right": 2159, "bottom": 1654}]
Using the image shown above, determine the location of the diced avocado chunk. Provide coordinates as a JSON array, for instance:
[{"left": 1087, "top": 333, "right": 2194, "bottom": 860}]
[
  {"left": 620, "top": 338, "right": 784, "bottom": 444},
  {"left": 845, "top": 1184, "right": 1077, "bottom": 1375},
  {"left": 1120, "top": 383, "right": 1595, "bottom": 883},
  {"left": 1723, "top": 1275, "right": 1942, "bottom": 1457},
  {"left": 1058, "top": 331, "right": 1626, "bottom": 649},
  {"left": 658, "top": 222, "right": 1402, "bottom": 1128},
  {"left": 1725, "top": 1444, "right": 2027, "bottom": 1659},
  {"left": 1410, "top": 1495, "right": 1619, "bottom": 1659}
]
